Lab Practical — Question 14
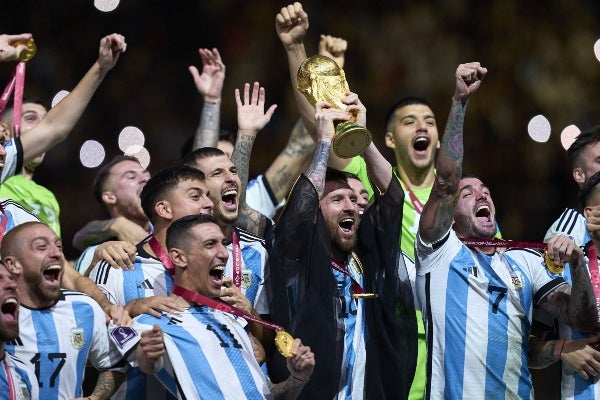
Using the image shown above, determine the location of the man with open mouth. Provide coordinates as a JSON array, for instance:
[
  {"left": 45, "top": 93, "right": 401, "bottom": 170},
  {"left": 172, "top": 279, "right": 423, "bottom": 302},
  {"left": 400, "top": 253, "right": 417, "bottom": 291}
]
[
  {"left": 0, "top": 260, "right": 38, "bottom": 400},
  {"left": 88, "top": 165, "right": 213, "bottom": 400},
  {"left": 265, "top": 90, "right": 416, "bottom": 399},
  {"left": 108, "top": 213, "right": 315, "bottom": 399},
  {"left": 2, "top": 221, "right": 126, "bottom": 399}
]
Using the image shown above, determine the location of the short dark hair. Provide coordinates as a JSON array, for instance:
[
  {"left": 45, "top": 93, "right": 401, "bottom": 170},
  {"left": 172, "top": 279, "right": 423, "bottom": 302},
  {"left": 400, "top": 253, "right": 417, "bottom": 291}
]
[
  {"left": 180, "top": 129, "right": 236, "bottom": 160},
  {"left": 181, "top": 147, "right": 227, "bottom": 168},
  {"left": 92, "top": 155, "right": 142, "bottom": 204},
  {"left": 580, "top": 170, "right": 600, "bottom": 208},
  {"left": 384, "top": 96, "right": 433, "bottom": 132},
  {"left": 1, "top": 96, "right": 49, "bottom": 126},
  {"left": 140, "top": 166, "right": 206, "bottom": 223},
  {"left": 567, "top": 126, "right": 600, "bottom": 170},
  {"left": 166, "top": 213, "right": 218, "bottom": 251}
]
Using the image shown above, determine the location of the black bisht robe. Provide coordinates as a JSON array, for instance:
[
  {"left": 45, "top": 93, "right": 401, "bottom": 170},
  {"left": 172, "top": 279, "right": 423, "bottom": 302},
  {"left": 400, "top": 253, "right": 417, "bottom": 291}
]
[{"left": 266, "top": 173, "right": 417, "bottom": 399}]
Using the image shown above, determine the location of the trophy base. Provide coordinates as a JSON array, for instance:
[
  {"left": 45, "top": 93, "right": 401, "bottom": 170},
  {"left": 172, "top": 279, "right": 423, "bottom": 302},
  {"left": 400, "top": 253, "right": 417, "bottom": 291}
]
[{"left": 333, "top": 121, "right": 372, "bottom": 159}]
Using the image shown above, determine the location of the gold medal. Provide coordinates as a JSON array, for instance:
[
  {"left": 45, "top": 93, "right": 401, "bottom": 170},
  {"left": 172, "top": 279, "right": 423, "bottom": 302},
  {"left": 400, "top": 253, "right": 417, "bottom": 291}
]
[
  {"left": 543, "top": 250, "right": 564, "bottom": 274},
  {"left": 351, "top": 292, "right": 378, "bottom": 299},
  {"left": 274, "top": 329, "right": 295, "bottom": 358},
  {"left": 14, "top": 39, "right": 36, "bottom": 62}
]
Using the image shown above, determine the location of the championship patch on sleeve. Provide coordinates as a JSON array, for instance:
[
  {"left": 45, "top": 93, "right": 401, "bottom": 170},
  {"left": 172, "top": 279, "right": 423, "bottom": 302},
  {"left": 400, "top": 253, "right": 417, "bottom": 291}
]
[{"left": 110, "top": 326, "right": 139, "bottom": 349}]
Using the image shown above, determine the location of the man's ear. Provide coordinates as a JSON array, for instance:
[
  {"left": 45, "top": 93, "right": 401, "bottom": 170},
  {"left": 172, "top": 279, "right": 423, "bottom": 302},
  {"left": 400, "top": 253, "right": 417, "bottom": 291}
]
[
  {"left": 384, "top": 131, "right": 395, "bottom": 149},
  {"left": 3, "top": 257, "right": 21, "bottom": 276},
  {"left": 169, "top": 248, "right": 187, "bottom": 269},
  {"left": 101, "top": 191, "right": 117, "bottom": 206},
  {"left": 584, "top": 206, "right": 592, "bottom": 219},
  {"left": 573, "top": 168, "right": 585, "bottom": 186},
  {"left": 155, "top": 200, "right": 171, "bottom": 220}
]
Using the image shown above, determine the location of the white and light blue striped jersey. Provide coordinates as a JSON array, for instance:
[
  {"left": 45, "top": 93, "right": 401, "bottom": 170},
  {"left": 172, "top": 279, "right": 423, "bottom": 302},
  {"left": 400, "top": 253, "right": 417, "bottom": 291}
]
[
  {"left": 73, "top": 244, "right": 99, "bottom": 274},
  {"left": 1, "top": 138, "right": 22, "bottom": 184},
  {"left": 89, "top": 241, "right": 173, "bottom": 307},
  {"left": 545, "top": 208, "right": 588, "bottom": 246},
  {"left": 88, "top": 239, "right": 174, "bottom": 400},
  {"left": 0, "top": 352, "right": 38, "bottom": 400},
  {"left": 333, "top": 256, "right": 366, "bottom": 400},
  {"left": 246, "top": 175, "right": 285, "bottom": 219},
  {"left": 111, "top": 306, "right": 272, "bottom": 400},
  {"left": 558, "top": 262, "right": 600, "bottom": 400},
  {"left": 0, "top": 198, "right": 40, "bottom": 235},
  {"left": 5, "top": 290, "right": 123, "bottom": 399},
  {"left": 416, "top": 229, "right": 565, "bottom": 400},
  {"left": 228, "top": 227, "right": 269, "bottom": 315}
]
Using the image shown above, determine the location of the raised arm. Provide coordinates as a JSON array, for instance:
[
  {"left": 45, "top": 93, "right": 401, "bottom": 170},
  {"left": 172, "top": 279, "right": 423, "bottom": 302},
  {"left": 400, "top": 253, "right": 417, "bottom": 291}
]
[
  {"left": 189, "top": 48, "right": 225, "bottom": 150},
  {"left": 0, "top": 33, "right": 34, "bottom": 63},
  {"left": 263, "top": 119, "right": 315, "bottom": 203},
  {"left": 418, "top": 62, "right": 487, "bottom": 244},
  {"left": 231, "top": 82, "right": 277, "bottom": 236},
  {"left": 306, "top": 101, "right": 351, "bottom": 195},
  {"left": 20, "top": 33, "right": 126, "bottom": 163},
  {"left": 275, "top": 3, "right": 315, "bottom": 135}
]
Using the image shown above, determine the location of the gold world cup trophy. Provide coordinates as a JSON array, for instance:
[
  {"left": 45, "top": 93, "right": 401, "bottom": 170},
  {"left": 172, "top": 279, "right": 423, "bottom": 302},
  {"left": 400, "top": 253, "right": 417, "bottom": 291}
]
[{"left": 297, "top": 55, "right": 371, "bottom": 158}]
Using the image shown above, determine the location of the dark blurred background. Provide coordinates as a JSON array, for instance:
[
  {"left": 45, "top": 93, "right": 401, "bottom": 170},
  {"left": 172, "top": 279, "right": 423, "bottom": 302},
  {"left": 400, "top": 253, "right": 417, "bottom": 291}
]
[
  {"left": 2, "top": 0, "right": 599, "bottom": 267},
  {"left": 4, "top": 1, "right": 599, "bottom": 397}
]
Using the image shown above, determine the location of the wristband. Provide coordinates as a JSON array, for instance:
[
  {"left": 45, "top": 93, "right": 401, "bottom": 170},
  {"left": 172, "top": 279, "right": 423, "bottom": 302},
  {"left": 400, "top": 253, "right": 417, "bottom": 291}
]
[{"left": 291, "top": 375, "right": 306, "bottom": 383}]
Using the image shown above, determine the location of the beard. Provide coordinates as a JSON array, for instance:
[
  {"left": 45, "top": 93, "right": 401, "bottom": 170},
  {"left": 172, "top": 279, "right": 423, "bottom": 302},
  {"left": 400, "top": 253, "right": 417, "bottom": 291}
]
[
  {"left": 23, "top": 269, "right": 61, "bottom": 306},
  {"left": 453, "top": 213, "right": 496, "bottom": 238},
  {"left": 325, "top": 217, "right": 357, "bottom": 254}
]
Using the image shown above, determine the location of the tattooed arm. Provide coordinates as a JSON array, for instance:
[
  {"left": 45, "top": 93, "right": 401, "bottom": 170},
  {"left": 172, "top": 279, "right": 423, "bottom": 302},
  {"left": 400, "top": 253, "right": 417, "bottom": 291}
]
[
  {"left": 306, "top": 102, "right": 352, "bottom": 196},
  {"left": 231, "top": 82, "right": 277, "bottom": 236},
  {"left": 85, "top": 370, "right": 125, "bottom": 400},
  {"left": 264, "top": 119, "right": 315, "bottom": 203},
  {"left": 189, "top": 48, "right": 225, "bottom": 150},
  {"left": 418, "top": 62, "right": 487, "bottom": 244}
]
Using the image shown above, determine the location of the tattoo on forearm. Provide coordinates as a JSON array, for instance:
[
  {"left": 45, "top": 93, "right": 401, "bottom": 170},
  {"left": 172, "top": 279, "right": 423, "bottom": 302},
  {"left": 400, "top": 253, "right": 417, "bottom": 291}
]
[
  {"left": 232, "top": 133, "right": 256, "bottom": 201},
  {"left": 193, "top": 102, "right": 220, "bottom": 150},
  {"left": 91, "top": 370, "right": 123, "bottom": 400},
  {"left": 306, "top": 141, "right": 331, "bottom": 197}
]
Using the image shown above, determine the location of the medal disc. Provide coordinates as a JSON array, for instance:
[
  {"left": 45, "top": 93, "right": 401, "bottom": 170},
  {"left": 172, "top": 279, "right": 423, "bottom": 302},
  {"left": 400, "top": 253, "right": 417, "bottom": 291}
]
[
  {"left": 332, "top": 121, "right": 372, "bottom": 159},
  {"left": 15, "top": 39, "right": 36, "bottom": 62},
  {"left": 274, "top": 329, "right": 295, "bottom": 358},
  {"left": 543, "top": 250, "right": 564, "bottom": 274}
]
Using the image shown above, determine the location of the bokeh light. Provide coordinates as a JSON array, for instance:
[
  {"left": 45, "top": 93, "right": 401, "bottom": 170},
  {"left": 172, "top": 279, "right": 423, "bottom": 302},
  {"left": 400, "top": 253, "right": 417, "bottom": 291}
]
[
  {"left": 94, "top": 0, "right": 119, "bottom": 12},
  {"left": 79, "top": 140, "right": 106, "bottom": 168},
  {"left": 527, "top": 114, "right": 551, "bottom": 143},
  {"left": 118, "top": 126, "right": 145, "bottom": 152},
  {"left": 51, "top": 90, "right": 69, "bottom": 108},
  {"left": 594, "top": 39, "right": 600, "bottom": 62},
  {"left": 124, "top": 145, "right": 150, "bottom": 169},
  {"left": 560, "top": 124, "right": 581, "bottom": 150}
]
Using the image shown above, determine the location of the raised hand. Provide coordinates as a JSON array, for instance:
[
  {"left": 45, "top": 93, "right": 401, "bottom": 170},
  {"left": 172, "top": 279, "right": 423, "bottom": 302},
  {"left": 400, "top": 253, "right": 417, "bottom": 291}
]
[
  {"left": 275, "top": 2, "right": 309, "bottom": 48},
  {"left": 188, "top": 48, "right": 225, "bottom": 103},
  {"left": 318, "top": 34, "right": 347, "bottom": 68},
  {"left": 341, "top": 91, "right": 366, "bottom": 127},
  {"left": 314, "top": 101, "right": 351, "bottom": 143},
  {"left": 453, "top": 62, "right": 487, "bottom": 105},
  {"left": 0, "top": 33, "right": 33, "bottom": 63},
  {"left": 235, "top": 82, "right": 277, "bottom": 133},
  {"left": 97, "top": 33, "right": 127, "bottom": 72}
]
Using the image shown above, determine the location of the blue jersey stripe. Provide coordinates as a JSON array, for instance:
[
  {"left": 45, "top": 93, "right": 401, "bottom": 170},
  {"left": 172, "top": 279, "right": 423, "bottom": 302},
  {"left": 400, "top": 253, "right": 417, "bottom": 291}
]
[
  {"left": 31, "top": 308, "right": 61, "bottom": 398},
  {"left": 443, "top": 247, "right": 472, "bottom": 399},
  {"left": 192, "top": 311, "right": 264, "bottom": 399}
]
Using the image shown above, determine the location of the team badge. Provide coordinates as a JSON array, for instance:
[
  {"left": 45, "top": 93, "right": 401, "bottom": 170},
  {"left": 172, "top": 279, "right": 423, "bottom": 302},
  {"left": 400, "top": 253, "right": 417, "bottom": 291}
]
[
  {"left": 241, "top": 269, "right": 253, "bottom": 289},
  {"left": 510, "top": 271, "right": 523, "bottom": 290},
  {"left": 19, "top": 384, "right": 30, "bottom": 400},
  {"left": 70, "top": 327, "right": 85, "bottom": 349}
]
